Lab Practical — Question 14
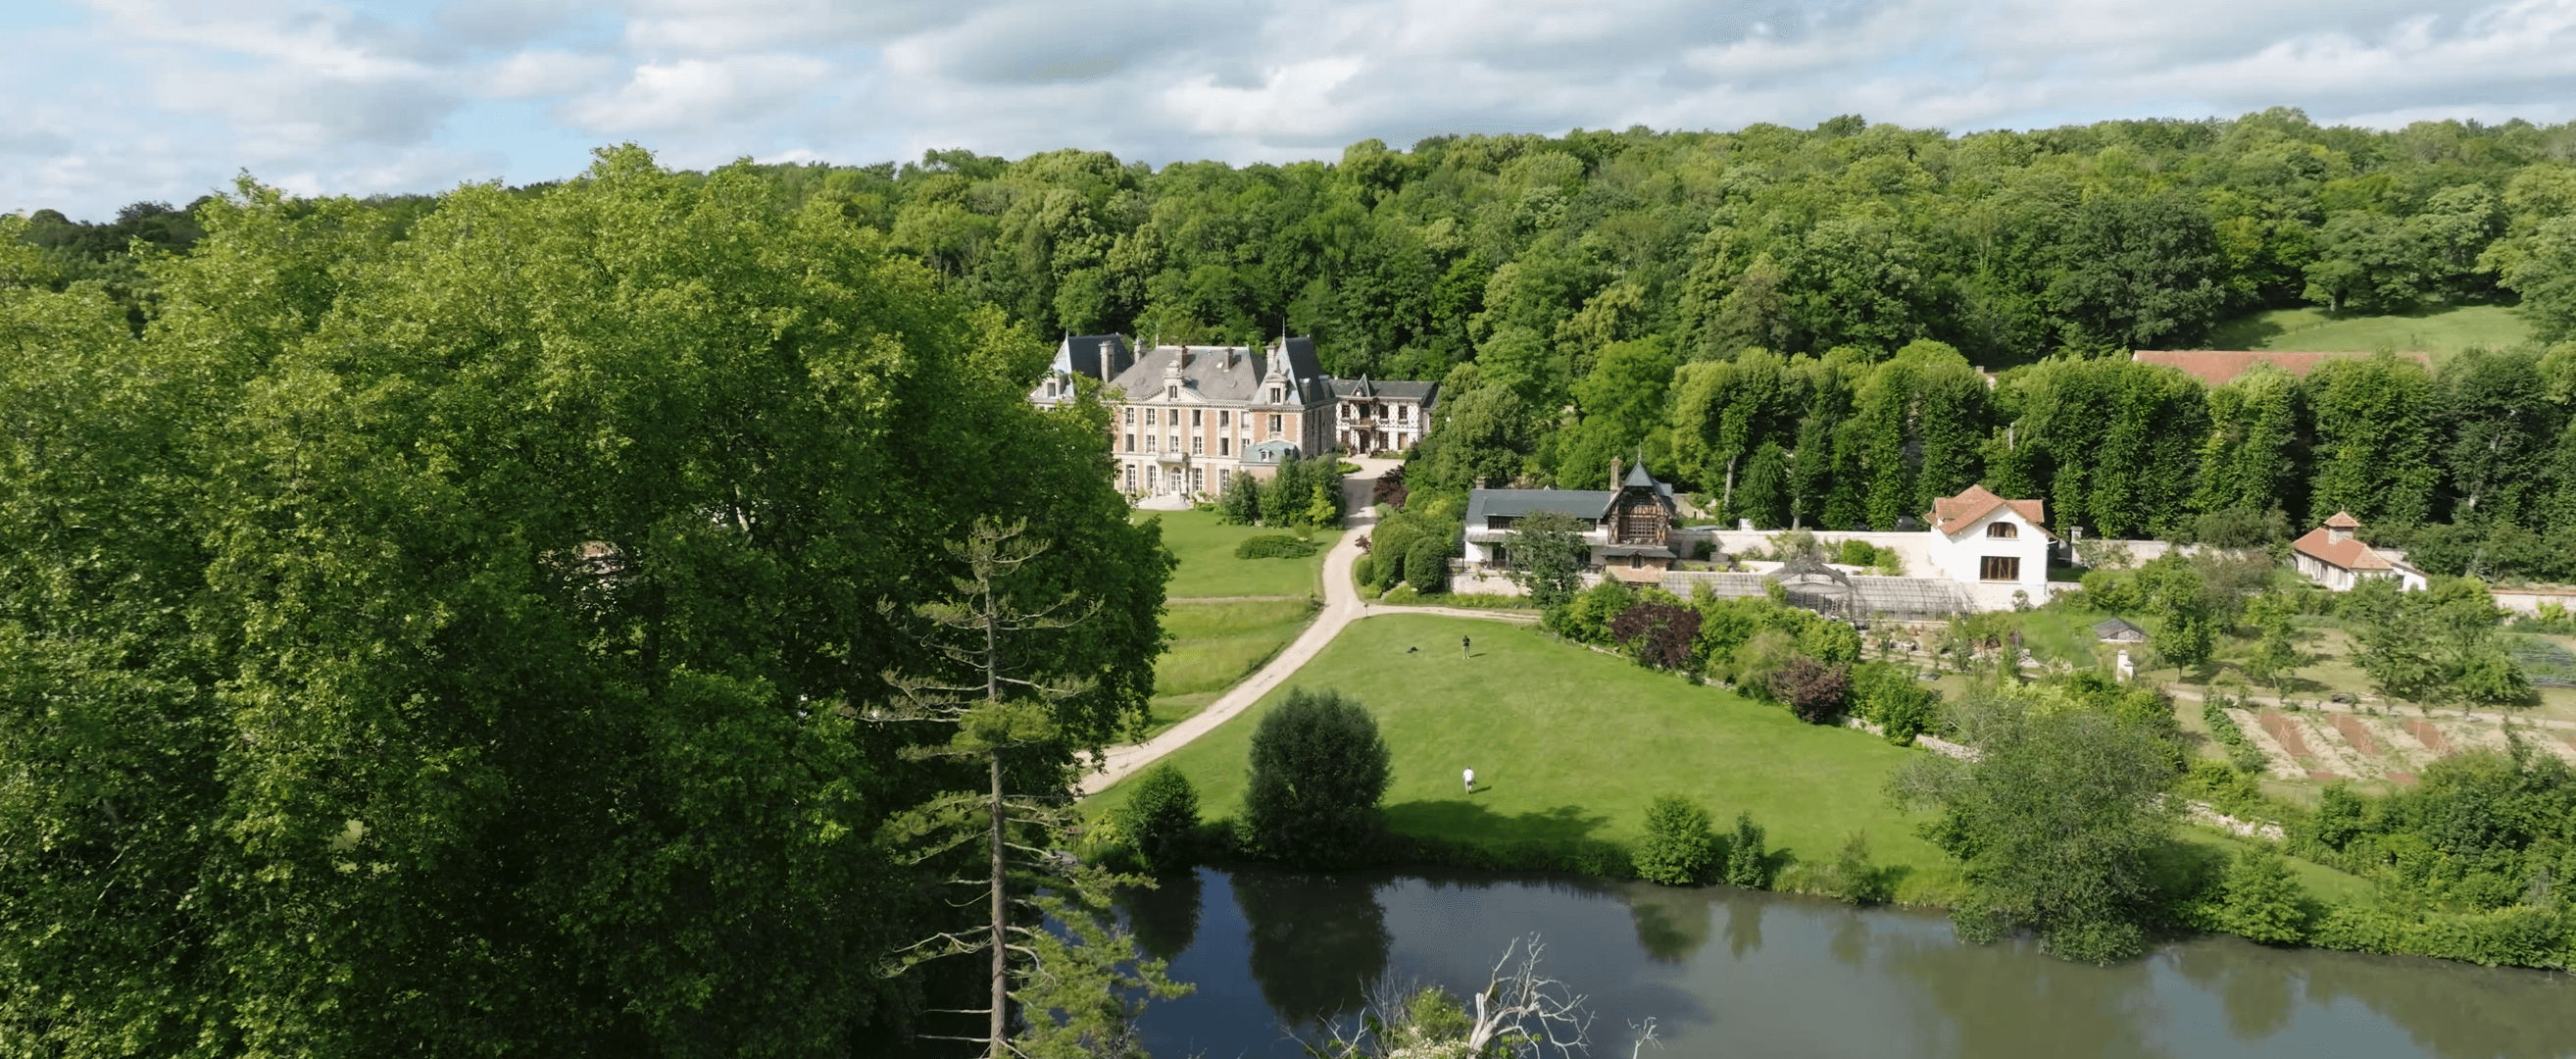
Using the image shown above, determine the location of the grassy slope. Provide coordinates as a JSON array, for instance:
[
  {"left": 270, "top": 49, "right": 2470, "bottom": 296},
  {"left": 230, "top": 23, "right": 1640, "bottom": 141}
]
[
  {"left": 1146, "top": 509, "right": 1344, "bottom": 599},
  {"left": 1095, "top": 613, "right": 1969, "bottom": 902},
  {"left": 2204, "top": 303, "right": 2530, "bottom": 356},
  {"left": 1144, "top": 598, "right": 1317, "bottom": 734},
  {"left": 1130, "top": 509, "right": 1345, "bottom": 735}
]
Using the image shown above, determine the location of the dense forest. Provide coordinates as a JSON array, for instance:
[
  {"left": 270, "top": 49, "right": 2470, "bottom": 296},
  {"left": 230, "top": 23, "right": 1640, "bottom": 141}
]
[
  {"left": 21, "top": 109, "right": 2576, "bottom": 577},
  {"left": 1, "top": 152, "right": 1176, "bottom": 1055},
  {"left": 11, "top": 112, "right": 2576, "bottom": 1051}
]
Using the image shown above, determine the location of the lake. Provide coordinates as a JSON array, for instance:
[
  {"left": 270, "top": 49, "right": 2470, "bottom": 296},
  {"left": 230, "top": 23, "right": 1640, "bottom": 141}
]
[{"left": 1116, "top": 867, "right": 2574, "bottom": 1058}]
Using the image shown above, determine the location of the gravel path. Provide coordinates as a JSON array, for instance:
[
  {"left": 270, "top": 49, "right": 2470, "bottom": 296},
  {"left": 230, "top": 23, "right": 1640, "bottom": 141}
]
[{"left": 1079, "top": 461, "right": 1539, "bottom": 796}]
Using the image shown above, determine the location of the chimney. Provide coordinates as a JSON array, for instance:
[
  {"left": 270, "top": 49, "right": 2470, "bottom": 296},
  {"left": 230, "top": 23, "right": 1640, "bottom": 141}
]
[{"left": 1610, "top": 456, "right": 1623, "bottom": 491}]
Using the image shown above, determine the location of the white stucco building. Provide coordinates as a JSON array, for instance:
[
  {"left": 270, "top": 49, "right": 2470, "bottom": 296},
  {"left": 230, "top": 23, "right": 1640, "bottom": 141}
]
[
  {"left": 1920, "top": 484, "right": 2055, "bottom": 590},
  {"left": 2292, "top": 512, "right": 2429, "bottom": 591}
]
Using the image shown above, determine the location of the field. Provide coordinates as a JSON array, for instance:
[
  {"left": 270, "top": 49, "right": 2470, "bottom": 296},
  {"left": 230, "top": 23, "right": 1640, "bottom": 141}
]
[
  {"left": 1144, "top": 598, "right": 1315, "bottom": 734},
  {"left": 1144, "top": 508, "right": 1343, "bottom": 599},
  {"left": 1096, "top": 613, "right": 1970, "bottom": 901},
  {"left": 2204, "top": 303, "right": 2530, "bottom": 357},
  {"left": 1132, "top": 509, "right": 1342, "bottom": 735}
]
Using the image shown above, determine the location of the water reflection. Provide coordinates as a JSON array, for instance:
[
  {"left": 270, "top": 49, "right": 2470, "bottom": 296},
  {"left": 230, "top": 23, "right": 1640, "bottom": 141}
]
[
  {"left": 1623, "top": 884, "right": 1711, "bottom": 962},
  {"left": 1884, "top": 927, "right": 2163, "bottom": 1059},
  {"left": 1232, "top": 871, "right": 1390, "bottom": 1027},
  {"left": 1115, "top": 871, "right": 1202, "bottom": 963},
  {"left": 2171, "top": 942, "right": 2295, "bottom": 1040},
  {"left": 1129, "top": 868, "right": 2576, "bottom": 1058},
  {"left": 1720, "top": 889, "right": 1764, "bottom": 959}
]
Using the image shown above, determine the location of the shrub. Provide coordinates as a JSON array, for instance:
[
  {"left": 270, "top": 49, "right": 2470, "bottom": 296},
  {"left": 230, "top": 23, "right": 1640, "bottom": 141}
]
[
  {"left": 1823, "top": 832, "right": 1890, "bottom": 904},
  {"left": 1214, "top": 472, "right": 1263, "bottom": 525},
  {"left": 1235, "top": 533, "right": 1318, "bottom": 560},
  {"left": 1633, "top": 795, "right": 1719, "bottom": 885},
  {"left": 1547, "top": 580, "right": 1634, "bottom": 646},
  {"left": 1835, "top": 538, "right": 1880, "bottom": 567},
  {"left": 2217, "top": 847, "right": 2311, "bottom": 945},
  {"left": 1724, "top": 812, "right": 1770, "bottom": 888},
  {"left": 1241, "top": 688, "right": 1393, "bottom": 867},
  {"left": 1404, "top": 537, "right": 1450, "bottom": 594},
  {"left": 1353, "top": 555, "right": 1376, "bottom": 588},
  {"left": 1115, "top": 764, "right": 1202, "bottom": 876},
  {"left": 1379, "top": 585, "right": 1420, "bottom": 605},
  {"left": 1769, "top": 655, "right": 1852, "bottom": 724},
  {"left": 1851, "top": 661, "right": 1938, "bottom": 743},
  {"left": 1372, "top": 464, "right": 1409, "bottom": 508},
  {"left": 1610, "top": 602, "right": 1701, "bottom": 670}
]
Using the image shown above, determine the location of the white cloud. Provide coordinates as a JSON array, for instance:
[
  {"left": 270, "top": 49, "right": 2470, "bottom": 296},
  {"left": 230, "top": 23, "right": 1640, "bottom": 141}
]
[
  {"left": 6, "top": 0, "right": 2575, "bottom": 220},
  {"left": 563, "top": 55, "right": 837, "bottom": 134}
]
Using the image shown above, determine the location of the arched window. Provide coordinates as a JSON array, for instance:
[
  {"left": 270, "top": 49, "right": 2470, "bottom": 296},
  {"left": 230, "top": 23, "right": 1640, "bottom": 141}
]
[{"left": 1987, "top": 522, "right": 2018, "bottom": 539}]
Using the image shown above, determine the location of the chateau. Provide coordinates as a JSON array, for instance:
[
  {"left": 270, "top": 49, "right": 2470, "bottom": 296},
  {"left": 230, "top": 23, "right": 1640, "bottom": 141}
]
[
  {"left": 1097, "top": 336, "right": 1335, "bottom": 499},
  {"left": 1036, "top": 334, "right": 1438, "bottom": 499}
]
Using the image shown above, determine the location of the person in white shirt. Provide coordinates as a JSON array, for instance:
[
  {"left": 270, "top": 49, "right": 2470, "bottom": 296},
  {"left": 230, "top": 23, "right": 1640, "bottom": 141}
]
[{"left": 1462, "top": 767, "right": 1475, "bottom": 794}]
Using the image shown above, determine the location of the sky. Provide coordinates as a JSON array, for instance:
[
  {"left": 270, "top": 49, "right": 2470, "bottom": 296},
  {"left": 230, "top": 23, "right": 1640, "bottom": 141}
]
[{"left": 6, "top": 0, "right": 2576, "bottom": 221}]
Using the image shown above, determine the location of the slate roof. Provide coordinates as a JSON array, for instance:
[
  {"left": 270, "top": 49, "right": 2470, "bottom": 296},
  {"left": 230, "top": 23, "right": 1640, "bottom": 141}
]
[
  {"left": 2132, "top": 350, "right": 2433, "bottom": 387},
  {"left": 1330, "top": 376, "right": 1439, "bottom": 403},
  {"left": 1467, "top": 465, "right": 1673, "bottom": 524},
  {"left": 1467, "top": 488, "right": 1617, "bottom": 523},
  {"left": 1924, "top": 484, "right": 2051, "bottom": 537},
  {"left": 2092, "top": 617, "right": 2148, "bottom": 641},
  {"left": 2293, "top": 527, "right": 2394, "bottom": 571},
  {"left": 1058, "top": 334, "right": 1134, "bottom": 381},
  {"left": 1108, "top": 338, "right": 1329, "bottom": 405}
]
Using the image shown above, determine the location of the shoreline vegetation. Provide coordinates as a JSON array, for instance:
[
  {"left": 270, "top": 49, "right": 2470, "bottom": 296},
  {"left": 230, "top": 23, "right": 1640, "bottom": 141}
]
[{"left": 1092, "top": 613, "right": 2571, "bottom": 971}]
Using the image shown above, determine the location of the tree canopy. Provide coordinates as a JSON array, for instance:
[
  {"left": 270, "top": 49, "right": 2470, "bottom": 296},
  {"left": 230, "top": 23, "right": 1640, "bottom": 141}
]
[{"left": 0, "top": 150, "right": 1170, "bottom": 1055}]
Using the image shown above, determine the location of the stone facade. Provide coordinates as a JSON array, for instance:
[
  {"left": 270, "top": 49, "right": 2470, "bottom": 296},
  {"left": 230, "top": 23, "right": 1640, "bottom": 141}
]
[
  {"left": 1329, "top": 377, "right": 1436, "bottom": 455},
  {"left": 1103, "top": 338, "right": 1334, "bottom": 501}
]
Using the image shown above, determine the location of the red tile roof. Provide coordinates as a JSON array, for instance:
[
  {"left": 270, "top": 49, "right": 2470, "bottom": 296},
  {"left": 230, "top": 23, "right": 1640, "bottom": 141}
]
[
  {"left": 2293, "top": 528, "right": 2393, "bottom": 571},
  {"left": 2322, "top": 511, "right": 2361, "bottom": 529},
  {"left": 2132, "top": 350, "right": 2433, "bottom": 388},
  {"left": 1925, "top": 484, "right": 2049, "bottom": 536}
]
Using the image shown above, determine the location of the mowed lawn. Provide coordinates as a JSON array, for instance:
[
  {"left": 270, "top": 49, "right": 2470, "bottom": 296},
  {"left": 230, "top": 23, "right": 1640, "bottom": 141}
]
[
  {"left": 1144, "top": 509, "right": 1343, "bottom": 599},
  {"left": 2204, "top": 303, "right": 2530, "bottom": 357},
  {"left": 1142, "top": 598, "right": 1317, "bottom": 735},
  {"left": 1093, "top": 614, "right": 1967, "bottom": 902}
]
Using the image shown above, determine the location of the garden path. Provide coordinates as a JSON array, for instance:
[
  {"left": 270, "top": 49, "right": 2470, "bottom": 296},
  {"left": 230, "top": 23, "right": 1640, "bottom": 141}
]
[{"left": 1080, "top": 459, "right": 1538, "bottom": 795}]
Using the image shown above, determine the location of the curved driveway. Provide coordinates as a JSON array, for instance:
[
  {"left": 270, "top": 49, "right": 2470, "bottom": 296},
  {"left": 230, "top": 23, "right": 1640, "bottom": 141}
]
[{"left": 1080, "top": 459, "right": 1533, "bottom": 795}]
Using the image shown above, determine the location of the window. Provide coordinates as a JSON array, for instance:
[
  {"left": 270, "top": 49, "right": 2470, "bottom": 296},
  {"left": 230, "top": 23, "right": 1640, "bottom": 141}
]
[
  {"left": 1630, "top": 554, "right": 1644, "bottom": 569},
  {"left": 1269, "top": 386, "right": 1282, "bottom": 403},
  {"left": 1980, "top": 556, "right": 2021, "bottom": 581},
  {"left": 1191, "top": 409, "right": 1203, "bottom": 427},
  {"left": 1399, "top": 405, "right": 1410, "bottom": 423},
  {"left": 1218, "top": 469, "right": 1231, "bottom": 489},
  {"left": 1486, "top": 516, "right": 1517, "bottom": 530},
  {"left": 1144, "top": 434, "right": 1157, "bottom": 452},
  {"left": 1191, "top": 436, "right": 1204, "bottom": 455},
  {"left": 1190, "top": 468, "right": 1203, "bottom": 493},
  {"left": 1144, "top": 408, "right": 1157, "bottom": 427},
  {"left": 1166, "top": 384, "right": 1178, "bottom": 400},
  {"left": 1986, "top": 522, "right": 2018, "bottom": 539},
  {"left": 1123, "top": 432, "right": 1136, "bottom": 452},
  {"left": 1268, "top": 414, "right": 1283, "bottom": 434},
  {"left": 1124, "top": 466, "right": 1136, "bottom": 491},
  {"left": 1045, "top": 379, "right": 1058, "bottom": 398},
  {"left": 1218, "top": 410, "right": 1230, "bottom": 427},
  {"left": 1343, "top": 403, "right": 1353, "bottom": 420},
  {"left": 1123, "top": 407, "right": 1135, "bottom": 425},
  {"left": 1219, "top": 436, "right": 1230, "bottom": 456}
]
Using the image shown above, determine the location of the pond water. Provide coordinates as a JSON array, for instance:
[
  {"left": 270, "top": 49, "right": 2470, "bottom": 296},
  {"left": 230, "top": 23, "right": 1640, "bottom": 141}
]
[{"left": 1117, "top": 868, "right": 2575, "bottom": 1059}]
